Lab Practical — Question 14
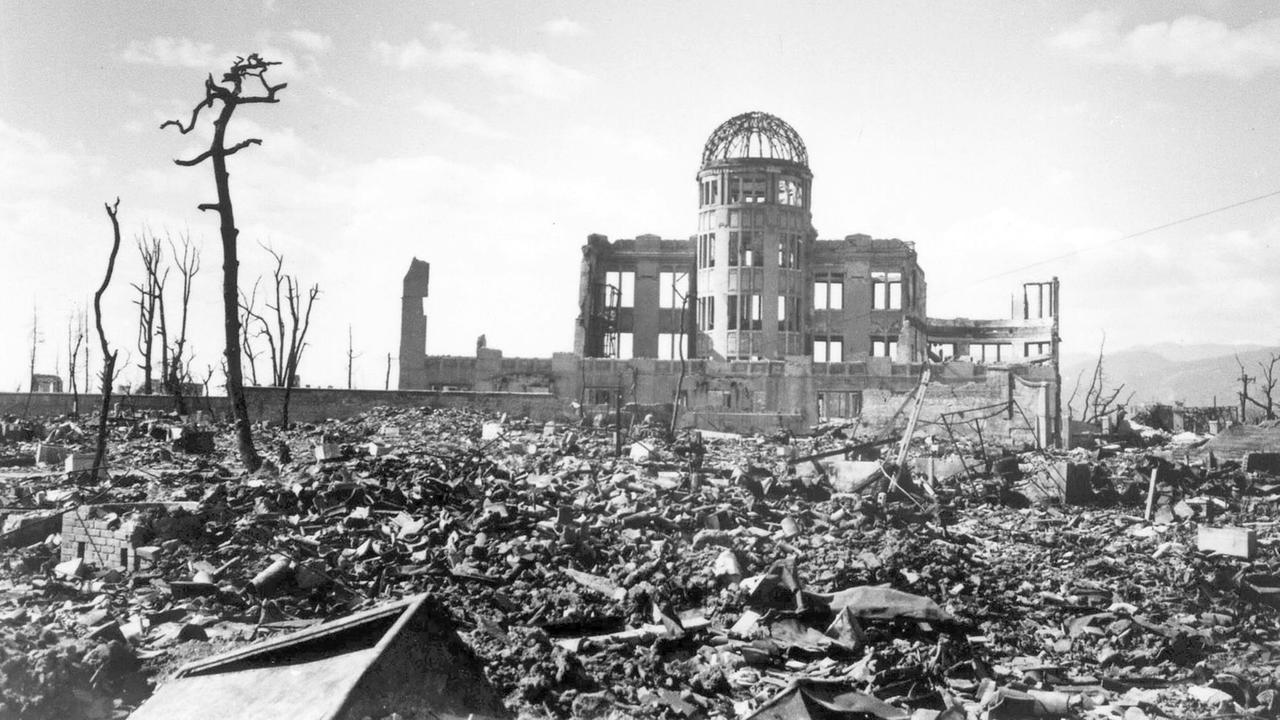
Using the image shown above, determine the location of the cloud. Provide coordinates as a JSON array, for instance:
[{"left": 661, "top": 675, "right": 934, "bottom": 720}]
[
  {"left": 284, "top": 29, "right": 332, "bottom": 53},
  {"left": 320, "top": 85, "right": 358, "bottom": 107},
  {"left": 564, "top": 124, "right": 667, "bottom": 161},
  {"left": 541, "top": 18, "right": 587, "bottom": 38},
  {"left": 1050, "top": 11, "right": 1280, "bottom": 79},
  {"left": 373, "top": 23, "right": 592, "bottom": 99},
  {"left": 121, "top": 37, "right": 222, "bottom": 68},
  {"left": 414, "top": 97, "right": 508, "bottom": 138},
  {"left": 123, "top": 33, "right": 325, "bottom": 82},
  {"left": 928, "top": 207, "right": 1280, "bottom": 354}
]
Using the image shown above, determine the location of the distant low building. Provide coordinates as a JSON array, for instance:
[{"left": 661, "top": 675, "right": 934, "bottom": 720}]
[{"left": 30, "top": 374, "right": 62, "bottom": 393}]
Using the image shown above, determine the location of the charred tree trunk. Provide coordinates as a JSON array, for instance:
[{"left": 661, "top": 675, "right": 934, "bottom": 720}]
[
  {"left": 210, "top": 114, "right": 260, "bottom": 467},
  {"left": 93, "top": 200, "right": 123, "bottom": 480},
  {"left": 163, "top": 54, "right": 286, "bottom": 472}
]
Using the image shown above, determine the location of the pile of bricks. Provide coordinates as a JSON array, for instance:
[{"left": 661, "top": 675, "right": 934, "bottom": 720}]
[{"left": 60, "top": 504, "right": 160, "bottom": 571}]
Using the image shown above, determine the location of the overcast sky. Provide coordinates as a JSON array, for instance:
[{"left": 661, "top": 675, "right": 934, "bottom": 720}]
[{"left": 3, "top": 1, "right": 1280, "bottom": 391}]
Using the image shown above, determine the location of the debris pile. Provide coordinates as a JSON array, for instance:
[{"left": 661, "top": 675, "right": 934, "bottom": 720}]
[{"left": 0, "top": 406, "right": 1278, "bottom": 719}]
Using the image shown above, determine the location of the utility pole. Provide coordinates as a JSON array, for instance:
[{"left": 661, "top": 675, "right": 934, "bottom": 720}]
[
  {"left": 1239, "top": 367, "right": 1254, "bottom": 425},
  {"left": 346, "top": 325, "right": 354, "bottom": 390},
  {"left": 384, "top": 353, "right": 391, "bottom": 390}
]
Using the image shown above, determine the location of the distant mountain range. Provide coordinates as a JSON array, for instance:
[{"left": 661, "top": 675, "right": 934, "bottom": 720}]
[{"left": 1061, "top": 343, "right": 1278, "bottom": 410}]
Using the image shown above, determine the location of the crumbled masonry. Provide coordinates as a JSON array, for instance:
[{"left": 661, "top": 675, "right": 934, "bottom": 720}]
[{"left": 0, "top": 406, "right": 1279, "bottom": 719}]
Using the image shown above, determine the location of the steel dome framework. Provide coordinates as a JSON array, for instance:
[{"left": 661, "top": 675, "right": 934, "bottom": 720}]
[{"left": 700, "top": 111, "right": 809, "bottom": 169}]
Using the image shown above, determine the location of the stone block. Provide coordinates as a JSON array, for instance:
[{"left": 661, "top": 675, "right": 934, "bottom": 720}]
[
  {"left": 2, "top": 512, "right": 60, "bottom": 548},
  {"left": 629, "top": 441, "right": 654, "bottom": 462},
  {"left": 172, "top": 430, "right": 216, "bottom": 454},
  {"left": 912, "top": 455, "right": 969, "bottom": 481},
  {"left": 1198, "top": 526, "right": 1256, "bottom": 559},
  {"left": 36, "top": 443, "right": 69, "bottom": 466},
  {"left": 817, "top": 460, "right": 883, "bottom": 493},
  {"left": 65, "top": 453, "right": 96, "bottom": 473},
  {"left": 313, "top": 444, "right": 341, "bottom": 461},
  {"left": 1064, "top": 463, "right": 1092, "bottom": 504},
  {"left": 1244, "top": 452, "right": 1280, "bottom": 475}
]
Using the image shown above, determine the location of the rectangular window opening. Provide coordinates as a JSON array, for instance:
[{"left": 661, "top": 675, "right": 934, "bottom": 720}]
[
  {"left": 872, "top": 271, "right": 903, "bottom": 310},
  {"left": 814, "top": 275, "right": 843, "bottom": 310},
  {"left": 659, "top": 271, "right": 688, "bottom": 309},
  {"left": 812, "top": 335, "right": 843, "bottom": 363},
  {"left": 604, "top": 271, "right": 635, "bottom": 308}
]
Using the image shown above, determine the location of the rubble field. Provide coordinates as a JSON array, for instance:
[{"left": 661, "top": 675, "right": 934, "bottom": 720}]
[{"left": 0, "top": 406, "right": 1279, "bottom": 719}]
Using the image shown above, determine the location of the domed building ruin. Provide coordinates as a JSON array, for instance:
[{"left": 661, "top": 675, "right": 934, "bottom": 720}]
[{"left": 401, "top": 112, "right": 1062, "bottom": 445}]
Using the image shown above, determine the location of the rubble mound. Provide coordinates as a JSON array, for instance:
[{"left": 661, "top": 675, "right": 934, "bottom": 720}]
[{"left": 0, "top": 406, "right": 1277, "bottom": 718}]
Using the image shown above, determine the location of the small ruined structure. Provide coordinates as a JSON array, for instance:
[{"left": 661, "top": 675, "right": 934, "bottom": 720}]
[
  {"left": 29, "top": 374, "right": 62, "bottom": 393},
  {"left": 60, "top": 503, "right": 201, "bottom": 571},
  {"left": 129, "top": 593, "right": 511, "bottom": 720},
  {"left": 397, "top": 257, "right": 431, "bottom": 391},
  {"left": 400, "top": 111, "right": 1062, "bottom": 444}
]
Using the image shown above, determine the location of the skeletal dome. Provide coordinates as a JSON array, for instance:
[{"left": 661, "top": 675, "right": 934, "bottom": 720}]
[{"left": 700, "top": 111, "right": 809, "bottom": 169}]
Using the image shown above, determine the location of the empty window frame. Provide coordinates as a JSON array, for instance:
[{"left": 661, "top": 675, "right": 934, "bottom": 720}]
[
  {"left": 657, "top": 333, "right": 682, "bottom": 360},
  {"left": 814, "top": 275, "right": 844, "bottom": 310},
  {"left": 603, "top": 270, "right": 635, "bottom": 308},
  {"left": 871, "top": 335, "right": 899, "bottom": 358},
  {"left": 777, "top": 178, "right": 803, "bottom": 206},
  {"left": 603, "top": 332, "right": 633, "bottom": 360},
  {"left": 700, "top": 178, "right": 719, "bottom": 206},
  {"left": 735, "top": 231, "right": 763, "bottom": 267},
  {"left": 778, "top": 234, "right": 799, "bottom": 268},
  {"left": 929, "top": 342, "right": 956, "bottom": 361},
  {"left": 740, "top": 175, "right": 767, "bottom": 203},
  {"left": 737, "top": 294, "right": 762, "bottom": 330},
  {"left": 727, "top": 295, "right": 738, "bottom": 330},
  {"left": 817, "top": 391, "right": 862, "bottom": 420},
  {"left": 728, "top": 232, "right": 739, "bottom": 267},
  {"left": 871, "top": 271, "right": 902, "bottom": 310},
  {"left": 697, "top": 234, "right": 716, "bottom": 269},
  {"left": 585, "top": 387, "right": 615, "bottom": 406},
  {"left": 659, "top": 271, "right": 689, "bottom": 309},
  {"left": 775, "top": 296, "right": 800, "bottom": 332},
  {"left": 813, "top": 335, "right": 843, "bottom": 363},
  {"left": 1025, "top": 341, "right": 1051, "bottom": 357},
  {"left": 1023, "top": 282, "right": 1054, "bottom": 319},
  {"left": 972, "top": 342, "right": 1010, "bottom": 363}
]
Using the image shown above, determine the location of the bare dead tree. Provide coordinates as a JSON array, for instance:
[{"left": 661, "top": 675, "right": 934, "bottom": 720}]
[
  {"left": 346, "top": 325, "right": 361, "bottom": 390},
  {"left": 238, "top": 278, "right": 263, "bottom": 386},
  {"left": 82, "top": 308, "right": 91, "bottom": 395},
  {"left": 131, "top": 235, "right": 166, "bottom": 394},
  {"left": 23, "top": 305, "right": 37, "bottom": 416},
  {"left": 67, "top": 310, "right": 85, "bottom": 416},
  {"left": 1237, "top": 353, "right": 1279, "bottom": 421},
  {"left": 1069, "top": 335, "right": 1128, "bottom": 426},
  {"left": 92, "top": 199, "right": 123, "bottom": 479},
  {"left": 202, "top": 364, "right": 217, "bottom": 400},
  {"left": 163, "top": 233, "right": 201, "bottom": 413},
  {"left": 668, "top": 274, "right": 690, "bottom": 437},
  {"left": 242, "top": 243, "right": 318, "bottom": 427},
  {"left": 162, "top": 54, "right": 286, "bottom": 472}
]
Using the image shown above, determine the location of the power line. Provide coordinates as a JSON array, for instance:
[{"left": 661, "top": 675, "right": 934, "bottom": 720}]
[{"left": 956, "top": 186, "right": 1280, "bottom": 289}]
